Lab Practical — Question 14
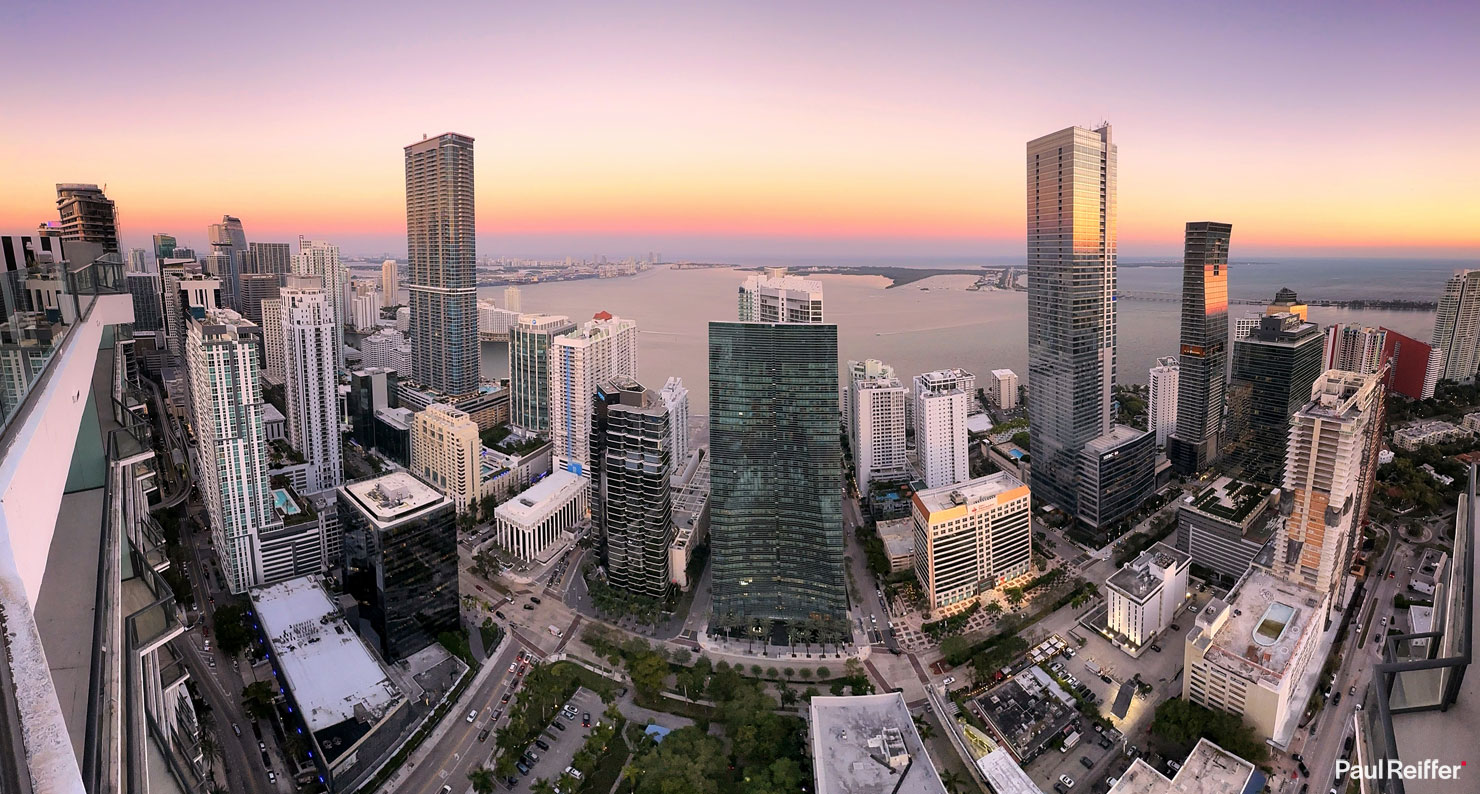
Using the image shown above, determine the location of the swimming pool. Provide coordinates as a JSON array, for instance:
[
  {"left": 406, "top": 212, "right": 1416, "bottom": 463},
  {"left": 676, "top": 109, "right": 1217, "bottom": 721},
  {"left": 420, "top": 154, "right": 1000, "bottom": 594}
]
[
  {"left": 272, "top": 488, "right": 301, "bottom": 516},
  {"left": 1254, "top": 602, "right": 1295, "bottom": 646}
]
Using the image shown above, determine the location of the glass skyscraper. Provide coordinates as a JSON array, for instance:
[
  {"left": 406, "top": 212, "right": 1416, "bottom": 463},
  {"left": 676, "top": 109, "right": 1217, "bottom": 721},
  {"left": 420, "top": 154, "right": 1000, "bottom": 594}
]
[
  {"left": 1226, "top": 314, "right": 1324, "bottom": 485},
  {"left": 1168, "top": 221, "right": 1233, "bottom": 475},
  {"left": 510, "top": 313, "right": 576, "bottom": 436},
  {"left": 708, "top": 321, "right": 847, "bottom": 627},
  {"left": 405, "top": 133, "right": 478, "bottom": 398},
  {"left": 591, "top": 377, "right": 674, "bottom": 599},
  {"left": 1026, "top": 124, "right": 1117, "bottom": 516}
]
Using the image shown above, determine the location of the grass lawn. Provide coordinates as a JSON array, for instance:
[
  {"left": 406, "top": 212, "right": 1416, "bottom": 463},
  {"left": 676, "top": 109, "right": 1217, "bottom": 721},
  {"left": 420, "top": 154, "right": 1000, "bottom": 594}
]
[{"left": 579, "top": 717, "right": 629, "bottom": 793}]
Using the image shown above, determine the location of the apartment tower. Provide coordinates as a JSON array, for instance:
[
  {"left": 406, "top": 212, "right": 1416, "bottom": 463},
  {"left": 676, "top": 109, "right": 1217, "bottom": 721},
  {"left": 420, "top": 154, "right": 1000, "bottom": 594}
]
[
  {"left": 550, "top": 312, "right": 639, "bottom": 474},
  {"left": 54, "top": 183, "right": 121, "bottom": 253},
  {"left": 591, "top": 377, "right": 674, "bottom": 599},
  {"left": 510, "top": 313, "right": 576, "bottom": 436},
  {"left": 1167, "top": 221, "right": 1232, "bottom": 475},
  {"left": 281, "top": 275, "right": 343, "bottom": 494},
  {"left": 1431, "top": 270, "right": 1480, "bottom": 383},
  {"left": 405, "top": 132, "right": 478, "bottom": 397},
  {"left": 1148, "top": 356, "right": 1179, "bottom": 448},
  {"left": 848, "top": 359, "right": 909, "bottom": 493},
  {"left": 913, "top": 368, "right": 974, "bottom": 489}
]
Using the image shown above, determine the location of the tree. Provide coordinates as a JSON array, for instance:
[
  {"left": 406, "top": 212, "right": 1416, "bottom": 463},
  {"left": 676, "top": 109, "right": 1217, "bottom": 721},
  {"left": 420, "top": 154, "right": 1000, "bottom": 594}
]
[
  {"left": 628, "top": 651, "right": 670, "bottom": 698},
  {"left": 817, "top": 666, "right": 831, "bottom": 679},
  {"left": 940, "top": 769, "right": 967, "bottom": 793},
  {"left": 1151, "top": 698, "right": 1268, "bottom": 764},
  {"left": 240, "top": 681, "right": 277, "bottom": 721},
  {"left": 983, "top": 601, "right": 1004, "bottom": 617},
  {"left": 913, "top": 714, "right": 935, "bottom": 739},
  {"left": 468, "top": 766, "right": 496, "bottom": 794},
  {"left": 211, "top": 603, "right": 253, "bottom": 657},
  {"left": 799, "top": 667, "right": 813, "bottom": 680},
  {"left": 1004, "top": 586, "right": 1025, "bottom": 607}
]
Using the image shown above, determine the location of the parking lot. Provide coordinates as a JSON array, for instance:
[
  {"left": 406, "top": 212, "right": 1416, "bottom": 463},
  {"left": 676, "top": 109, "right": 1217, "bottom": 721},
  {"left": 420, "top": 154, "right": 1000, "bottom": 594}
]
[{"left": 508, "top": 686, "right": 604, "bottom": 793}]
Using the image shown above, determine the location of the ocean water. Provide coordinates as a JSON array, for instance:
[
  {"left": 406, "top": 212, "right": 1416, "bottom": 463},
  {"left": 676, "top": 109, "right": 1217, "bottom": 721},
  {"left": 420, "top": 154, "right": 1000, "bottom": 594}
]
[{"left": 473, "top": 262, "right": 1450, "bottom": 415}]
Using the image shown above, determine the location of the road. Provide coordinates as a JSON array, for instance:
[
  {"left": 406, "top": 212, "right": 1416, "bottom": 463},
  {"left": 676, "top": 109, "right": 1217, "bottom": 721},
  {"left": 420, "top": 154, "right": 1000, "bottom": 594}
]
[{"left": 840, "top": 491, "right": 897, "bottom": 650}]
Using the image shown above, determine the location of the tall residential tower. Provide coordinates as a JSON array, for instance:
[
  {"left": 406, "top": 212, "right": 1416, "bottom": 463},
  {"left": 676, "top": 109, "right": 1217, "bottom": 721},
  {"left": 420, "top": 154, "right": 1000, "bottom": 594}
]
[
  {"left": 1167, "top": 221, "right": 1232, "bottom": 474},
  {"left": 405, "top": 133, "right": 478, "bottom": 397},
  {"left": 280, "top": 275, "right": 343, "bottom": 494}
]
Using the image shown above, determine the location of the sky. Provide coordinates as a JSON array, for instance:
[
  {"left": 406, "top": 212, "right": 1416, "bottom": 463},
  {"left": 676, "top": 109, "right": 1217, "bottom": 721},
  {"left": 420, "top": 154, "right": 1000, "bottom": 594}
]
[{"left": 2, "top": 0, "right": 1477, "bottom": 261}]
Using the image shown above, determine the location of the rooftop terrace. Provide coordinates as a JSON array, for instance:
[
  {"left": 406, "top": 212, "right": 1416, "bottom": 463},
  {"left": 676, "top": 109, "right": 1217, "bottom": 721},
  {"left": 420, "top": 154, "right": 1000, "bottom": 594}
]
[
  {"left": 809, "top": 693, "right": 948, "bottom": 794},
  {"left": 1196, "top": 569, "right": 1321, "bottom": 684}
]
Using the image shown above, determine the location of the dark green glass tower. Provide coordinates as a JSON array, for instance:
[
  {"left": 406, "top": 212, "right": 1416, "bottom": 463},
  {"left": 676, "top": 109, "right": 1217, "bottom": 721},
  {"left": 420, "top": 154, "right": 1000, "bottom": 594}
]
[{"left": 708, "top": 322, "right": 847, "bottom": 627}]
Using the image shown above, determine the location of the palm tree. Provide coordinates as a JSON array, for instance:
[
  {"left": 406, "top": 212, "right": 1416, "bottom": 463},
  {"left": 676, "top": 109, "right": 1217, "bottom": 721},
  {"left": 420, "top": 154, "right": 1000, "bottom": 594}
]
[
  {"left": 913, "top": 714, "right": 935, "bottom": 739},
  {"left": 939, "top": 769, "right": 966, "bottom": 793},
  {"left": 468, "top": 766, "right": 496, "bottom": 794},
  {"left": 531, "top": 779, "right": 557, "bottom": 794}
]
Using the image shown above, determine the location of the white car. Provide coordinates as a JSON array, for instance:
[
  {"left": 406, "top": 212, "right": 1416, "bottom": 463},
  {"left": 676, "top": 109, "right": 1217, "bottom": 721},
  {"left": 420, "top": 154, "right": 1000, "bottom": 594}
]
[
  {"left": 942, "top": 676, "right": 956, "bottom": 685},
  {"left": 1060, "top": 774, "right": 1075, "bottom": 788},
  {"left": 565, "top": 766, "right": 584, "bottom": 780},
  {"left": 466, "top": 709, "right": 478, "bottom": 723}
]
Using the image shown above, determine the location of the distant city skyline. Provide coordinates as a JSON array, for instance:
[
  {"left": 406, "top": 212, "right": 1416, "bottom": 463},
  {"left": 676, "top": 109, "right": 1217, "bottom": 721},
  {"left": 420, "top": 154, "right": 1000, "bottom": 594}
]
[{"left": 4, "top": 2, "right": 1476, "bottom": 260}]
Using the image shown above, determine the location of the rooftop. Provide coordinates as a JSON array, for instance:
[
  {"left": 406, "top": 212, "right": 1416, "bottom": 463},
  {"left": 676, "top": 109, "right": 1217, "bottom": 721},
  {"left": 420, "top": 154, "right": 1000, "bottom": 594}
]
[
  {"left": 975, "top": 667, "right": 1077, "bottom": 760},
  {"left": 974, "top": 748, "right": 1042, "bottom": 794},
  {"left": 496, "top": 470, "right": 588, "bottom": 526},
  {"left": 1084, "top": 424, "right": 1151, "bottom": 454},
  {"left": 341, "top": 472, "right": 449, "bottom": 528},
  {"left": 1396, "top": 420, "right": 1462, "bottom": 437},
  {"left": 809, "top": 693, "right": 948, "bottom": 794},
  {"left": 1195, "top": 569, "right": 1322, "bottom": 685},
  {"left": 913, "top": 471, "right": 1028, "bottom": 519},
  {"left": 1107, "top": 543, "right": 1191, "bottom": 601},
  {"left": 991, "top": 368, "right": 1017, "bottom": 378},
  {"left": 1107, "top": 739, "right": 1257, "bottom": 794},
  {"left": 251, "top": 577, "right": 402, "bottom": 735},
  {"left": 1183, "top": 477, "right": 1271, "bottom": 527}
]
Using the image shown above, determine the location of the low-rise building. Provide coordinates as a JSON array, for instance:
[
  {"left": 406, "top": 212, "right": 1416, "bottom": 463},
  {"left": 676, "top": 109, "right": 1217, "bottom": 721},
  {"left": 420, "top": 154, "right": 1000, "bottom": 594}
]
[
  {"left": 669, "top": 447, "right": 711, "bottom": 591},
  {"left": 1107, "top": 738, "right": 1260, "bottom": 794},
  {"left": 1393, "top": 420, "right": 1467, "bottom": 451},
  {"left": 1105, "top": 542, "right": 1191, "bottom": 650},
  {"left": 1411, "top": 548, "right": 1448, "bottom": 596},
  {"left": 1463, "top": 412, "right": 1480, "bottom": 434},
  {"left": 1175, "top": 477, "right": 1277, "bottom": 584},
  {"left": 251, "top": 576, "right": 414, "bottom": 791},
  {"left": 809, "top": 693, "right": 948, "bottom": 794},
  {"left": 876, "top": 517, "right": 915, "bottom": 572},
  {"left": 911, "top": 472, "right": 1032, "bottom": 617},
  {"left": 264, "top": 401, "right": 287, "bottom": 442},
  {"left": 492, "top": 469, "right": 589, "bottom": 563},
  {"left": 479, "top": 440, "right": 554, "bottom": 505}
]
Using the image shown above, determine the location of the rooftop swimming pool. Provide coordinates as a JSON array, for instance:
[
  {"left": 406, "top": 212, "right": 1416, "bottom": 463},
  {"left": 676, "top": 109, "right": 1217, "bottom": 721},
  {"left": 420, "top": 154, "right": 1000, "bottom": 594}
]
[{"left": 272, "top": 488, "right": 301, "bottom": 516}]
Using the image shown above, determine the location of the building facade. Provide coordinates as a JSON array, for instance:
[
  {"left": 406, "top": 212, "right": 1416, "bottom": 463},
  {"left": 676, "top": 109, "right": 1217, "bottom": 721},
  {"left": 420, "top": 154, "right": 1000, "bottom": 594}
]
[
  {"left": 1324, "top": 324, "right": 1386, "bottom": 374},
  {"left": 737, "top": 267, "right": 824, "bottom": 323},
  {"left": 1026, "top": 125, "right": 1117, "bottom": 516},
  {"left": 1167, "top": 221, "right": 1232, "bottom": 474},
  {"left": 410, "top": 403, "right": 480, "bottom": 515},
  {"left": 248, "top": 241, "right": 291, "bottom": 276},
  {"left": 1175, "top": 477, "right": 1276, "bottom": 583},
  {"left": 910, "top": 473, "right": 1033, "bottom": 617},
  {"left": 1077, "top": 425, "right": 1155, "bottom": 530},
  {"left": 260, "top": 296, "right": 284, "bottom": 381},
  {"left": 55, "top": 183, "right": 121, "bottom": 253},
  {"left": 1431, "top": 269, "right": 1480, "bottom": 383},
  {"left": 127, "top": 271, "right": 164, "bottom": 332},
  {"left": 510, "top": 313, "right": 576, "bottom": 436},
  {"left": 1226, "top": 313, "right": 1325, "bottom": 485},
  {"left": 848, "top": 359, "right": 909, "bottom": 493},
  {"left": 591, "top": 378, "right": 674, "bottom": 599},
  {"left": 709, "top": 321, "right": 846, "bottom": 626},
  {"left": 1105, "top": 542, "right": 1190, "bottom": 649},
  {"left": 292, "top": 238, "right": 346, "bottom": 372},
  {"left": 280, "top": 275, "right": 343, "bottom": 494},
  {"left": 550, "top": 313, "right": 639, "bottom": 474},
  {"left": 405, "top": 132, "right": 479, "bottom": 398},
  {"left": 989, "top": 368, "right": 1018, "bottom": 411},
  {"left": 380, "top": 259, "right": 397, "bottom": 308},
  {"left": 913, "top": 368, "right": 974, "bottom": 490},
  {"left": 1148, "top": 356, "right": 1179, "bottom": 448},
  {"left": 492, "top": 470, "right": 589, "bottom": 563},
  {"left": 659, "top": 376, "right": 690, "bottom": 467}
]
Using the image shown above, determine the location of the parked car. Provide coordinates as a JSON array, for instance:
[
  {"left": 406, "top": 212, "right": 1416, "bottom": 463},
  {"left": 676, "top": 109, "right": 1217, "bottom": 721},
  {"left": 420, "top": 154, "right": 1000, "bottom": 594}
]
[
  {"left": 530, "top": 596, "right": 542, "bottom": 605},
  {"left": 552, "top": 720, "right": 567, "bottom": 731},
  {"left": 1150, "top": 644, "right": 1162, "bottom": 653},
  {"left": 516, "top": 762, "right": 530, "bottom": 775},
  {"left": 535, "top": 739, "right": 550, "bottom": 751},
  {"left": 467, "top": 709, "right": 478, "bottom": 723},
  {"left": 1059, "top": 775, "right": 1075, "bottom": 788},
  {"left": 1079, "top": 756, "right": 1094, "bottom": 769},
  {"left": 583, "top": 712, "right": 591, "bottom": 727},
  {"left": 523, "top": 604, "right": 535, "bottom": 610},
  {"left": 566, "top": 766, "right": 584, "bottom": 780},
  {"left": 942, "top": 676, "right": 956, "bottom": 685}
]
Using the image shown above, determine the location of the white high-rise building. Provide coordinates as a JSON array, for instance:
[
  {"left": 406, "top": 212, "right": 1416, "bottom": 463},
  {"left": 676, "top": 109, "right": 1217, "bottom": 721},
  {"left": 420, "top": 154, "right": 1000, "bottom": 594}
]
[
  {"left": 913, "top": 368, "right": 974, "bottom": 489},
  {"left": 990, "top": 368, "right": 1019, "bottom": 411},
  {"left": 659, "top": 376, "right": 691, "bottom": 465},
  {"left": 381, "top": 259, "right": 397, "bottom": 308},
  {"left": 910, "top": 472, "right": 1033, "bottom": 616},
  {"left": 504, "top": 285, "right": 522, "bottom": 314},
  {"left": 1233, "top": 312, "right": 1263, "bottom": 341},
  {"left": 478, "top": 300, "right": 520, "bottom": 336},
  {"left": 186, "top": 309, "right": 283, "bottom": 594},
  {"left": 1323, "top": 324, "right": 1387, "bottom": 374},
  {"left": 1278, "top": 369, "right": 1384, "bottom": 618},
  {"left": 293, "top": 237, "right": 346, "bottom": 371},
  {"left": 1105, "top": 541, "right": 1190, "bottom": 649},
  {"left": 395, "top": 306, "right": 410, "bottom": 333},
  {"left": 1431, "top": 269, "right": 1480, "bottom": 383},
  {"left": 281, "top": 275, "right": 343, "bottom": 494},
  {"left": 1148, "top": 356, "right": 1180, "bottom": 447},
  {"left": 127, "top": 246, "right": 147, "bottom": 273},
  {"left": 550, "top": 313, "right": 639, "bottom": 473},
  {"left": 848, "top": 359, "right": 908, "bottom": 493},
  {"left": 410, "top": 403, "right": 480, "bottom": 514},
  {"left": 361, "top": 329, "right": 408, "bottom": 371},
  {"left": 352, "top": 291, "right": 380, "bottom": 331},
  {"left": 738, "top": 267, "right": 824, "bottom": 323},
  {"left": 261, "top": 297, "right": 284, "bottom": 381}
]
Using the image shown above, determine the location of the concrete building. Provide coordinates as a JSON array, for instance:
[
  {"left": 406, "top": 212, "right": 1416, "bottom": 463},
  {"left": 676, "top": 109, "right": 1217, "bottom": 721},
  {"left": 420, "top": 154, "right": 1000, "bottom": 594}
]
[
  {"left": 1378, "top": 326, "right": 1441, "bottom": 401},
  {"left": 338, "top": 472, "right": 458, "bottom": 661},
  {"left": 395, "top": 306, "right": 409, "bottom": 333},
  {"left": 380, "top": 258, "right": 397, "bottom": 308},
  {"left": 1107, "top": 738, "right": 1259, "bottom": 794},
  {"left": 913, "top": 368, "right": 974, "bottom": 490},
  {"left": 238, "top": 271, "right": 280, "bottom": 325},
  {"left": 1026, "top": 124, "right": 1116, "bottom": 517},
  {"left": 659, "top": 376, "right": 690, "bottom": 467},
  {"left": 1410, "top": 547, "right": 1448, "bottom": 596},
  {"left": 1277, "top": 370, "right": 1384, "bottom": 619},
  {"left": 591, "top": 377, "right": 674, "bottom": 599},
  {"left": 54, "top": 182, "right": 121, "bottom": 253},
  {"left": 1393, "top": 420, "right": 1466, "bottom": 451},
  {"left": 809, "top": 693, "right": 949, "bottom": 794},
  {"left": 848, "top": 359, "right": 909, "bottom": 493},
  {"left": 989, "top": 368, "right": 1018, "bottom": 411},
  {"left": 1233, "top": 312, "right": 1263, "bottom": 341},
  {"left": 251, "top": 577, "right": 413, "bottom": 791},
  {"left": 187, "top": 309, "right": 283, "bottom": 593},
  {"left": 1324, "top": 324, "right": 1387, "bottom": 374},
  {"left": 1148, "top": 356, "right": 1178, "bottom": 448},
  {"left": 1167, "top": 221, "right": 1233, "bottom": 475},
  {"left": 876, "top": 517, "right": 915, "bottom": 572},
  {"left": 260, "top": 296, "right": 285, "bottom": 381},
  {"left": 161, "top": 268, "right": 221, "bottom": 359},
  {"left": 478, "top": 439, "right": 553, "bottom": 506},
  {"left": 281, "top": 275, "right": 343, "bottom": 494},
  {"left": 1176, "top": 477, "right": 1277, "bottom": 583},
  {"left": 1105, "top": 542, "right": 1191, "bottom": 649},
  {"left": 1267, "top": 287, "right": 1307, "bottom": 321},
  {"left": 504, "top": 285, "right": 522, "bottom": 313},
  {"left": 477, "top": 299, "right": 519, "bottom": 337},
  {"left": 1182, "top": 568, "right": 1326, "bottom": 745},
  {"left": 549, "top": 312, "right": 639, "bottom": 474},
  {"left": 1431, "top": 269, "right": 1480, "bottom": 383},
  {"left": 360, "top": 328, "right": 408, "bottom": 370},
  {"left": 405, "top": 133, "right": 479, "bottom": 398},
  {"left": 1226, "top": 313, "right": 1324, "bottom": 485},
  {"left": 737, "top": 267, "right": 824, "bottom": 323},
  {"left": 410, "top": 403, "right": 480, "bottom": 515},
  {"left": 293, "top": 238, "right": 347, "bottom": 372},
  {"left": 248, "top": 240, "right": 292, "bottom": 276},
  {"left": 127, "top": 270, "right": 163, "bottom": 332},
  {"left": 352, "top": 291, "right": 380, "bottom": 331},
  {"left": 492, "top": 469, "right": 589, "bottom": 563},
  {"left": 1077, "top": 425, "right": 1155, "bottom": 530},
  {"left": 510, "top": 313, "right": 576, "bottom": 436},
  {"left": 910, "top": 472, "right": 1033, "bottom": 617},
  {"left": 668, "top": 447, "right": 711, "bottom": 592}
]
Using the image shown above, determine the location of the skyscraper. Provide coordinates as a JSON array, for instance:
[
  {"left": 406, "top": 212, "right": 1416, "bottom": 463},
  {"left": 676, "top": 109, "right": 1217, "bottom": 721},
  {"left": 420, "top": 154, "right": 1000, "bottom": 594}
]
[
  {"left": 510, "top": 313, "right": 576, "bottom": 436},
  {"left": 260, "top": 297, "right": 285, "bottom": 381},
  {"left": 293, "top": 238, "right": 346, "bottom": 372},
  {"left": 186, "top": 309, "right": 281, "bottom": 594},
  {"left": 1323, "top": 324, "right": 1387, "bottom": 373},
  {"left": 1148, "top": 356, "right": 1179, "bottom": 448},
  {"left": 709, "top": 321, "right": 846, "bottom": 627},
  {"left": 208, "top": 215, "right": 249, "bottom": 312},
  {"left": 238, "top": 272, "right": 280, "bottom": 325},
  {"left": 659, "top": 376, "right": 691, "bottom": 465},
  {"left": 550, "top": 313, "right": 639, "bottom": 474},
  {"left": 504, "top": 285, "right": 522, "bottom": 314},
  {"left": 410, "top": 403, "right": 480, "bottom": 514},
  {"left": 126, "top": 247, "right": 147, "bottom": 273},
  {"left": 1167, "top": 221, "right": 1232, "bottom": 474},
  {"left": 1278, "top": 370, "right": 1384, "bottom": 620},
  {"left": 591, "top": 377, "right": 674, "bottom": 599},
  {"left": 1026, "top": 124, "right": 1117, "bottom": 515},
  {"left": 152, "top": 233, "right": 177, "bottom": 262},
  {"left": 737, "top": 267, "right": 824, "bottom": 323},
  {"left": 1226, "top": 313, "right": 1325, "bottom": 484},
  {"left": 1378, "top": 327, "right": 1442, "bottom": 400},
  {"left": 248, "top": 241, "right": 292, "bottom": 276},
  {"left": 126, "top": 271, "right": 164, "bottom": 332},
  {"left": 54, "top": 183, "right": 120, "bottom": 253},
  {"left": 1430, "top": 270, "right": 1480, "bottom": 384},
  {"left": 848, "top": 359, "right": 908, "bottom": 493},
  {"left": 281, "top": 275, "right": 343, "bottom": 494},
  {"left": 913, "top": 368, "right": 974, "bottom": 489},
  {"left": 380, "top": 259, "right": 397, "bottom": 309},
  {"left": 405, "top": 132, "right": 478, "bottom": 397},
  {"left": 911, "top": 472, "right": 1033, "bottom": 617}
]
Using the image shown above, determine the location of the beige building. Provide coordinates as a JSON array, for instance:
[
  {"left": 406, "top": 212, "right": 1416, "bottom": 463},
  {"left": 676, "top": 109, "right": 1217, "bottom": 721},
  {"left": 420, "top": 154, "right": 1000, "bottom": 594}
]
[
  {"left": 910, "top": 472, "right": 1032, "bottom": 617},
  {"left": 989, "top": 368, "right": 1018, "bottom": 411},
  {"left": 410, "top": 403, "right": 480, "bottom": 514},
  {"left": 1108, "top": 738, "right": 1256, "bottom": 794}
]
